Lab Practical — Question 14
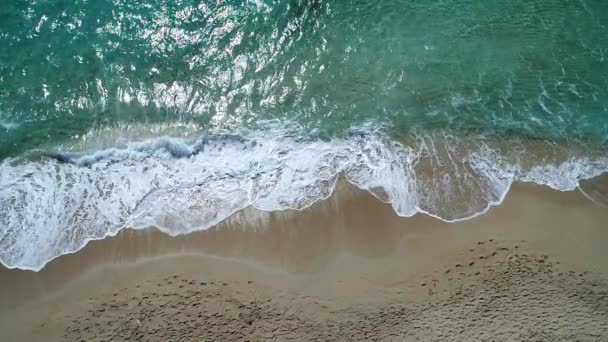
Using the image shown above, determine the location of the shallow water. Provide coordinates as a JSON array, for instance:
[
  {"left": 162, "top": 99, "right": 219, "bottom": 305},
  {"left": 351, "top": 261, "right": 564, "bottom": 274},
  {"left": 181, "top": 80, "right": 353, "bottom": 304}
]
[{"left": 2, "top": 0, "right": 608, "bottom": 153}]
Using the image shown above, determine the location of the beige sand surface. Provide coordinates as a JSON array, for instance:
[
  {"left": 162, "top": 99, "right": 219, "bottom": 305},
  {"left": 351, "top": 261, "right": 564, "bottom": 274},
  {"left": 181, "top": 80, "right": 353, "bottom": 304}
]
[{"left": 0, "top": 184, "right": 607, "bottom": 341}]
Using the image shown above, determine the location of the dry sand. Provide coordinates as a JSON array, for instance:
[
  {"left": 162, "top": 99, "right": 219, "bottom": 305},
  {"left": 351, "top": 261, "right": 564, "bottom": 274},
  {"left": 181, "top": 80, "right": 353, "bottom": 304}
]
[{"left": 1, "top": 184, "right": 608, "bottom": 341}]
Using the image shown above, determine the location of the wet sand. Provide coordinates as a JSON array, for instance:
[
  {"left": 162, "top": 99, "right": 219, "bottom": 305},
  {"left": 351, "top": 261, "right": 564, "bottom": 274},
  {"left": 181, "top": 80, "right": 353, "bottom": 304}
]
[{"left": 1, "top": 184, "right": 608, "bottom": 341}]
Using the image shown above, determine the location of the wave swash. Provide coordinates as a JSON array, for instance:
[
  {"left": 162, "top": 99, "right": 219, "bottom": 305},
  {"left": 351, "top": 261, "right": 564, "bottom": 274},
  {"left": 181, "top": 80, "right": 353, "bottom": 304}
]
[{"left": 1, "top": 124, "right": 608, "bottom": 271}]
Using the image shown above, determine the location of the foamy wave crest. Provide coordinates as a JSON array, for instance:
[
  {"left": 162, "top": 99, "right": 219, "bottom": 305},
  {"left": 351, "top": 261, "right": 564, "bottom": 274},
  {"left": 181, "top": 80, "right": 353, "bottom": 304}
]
[{"left": 1, "top": 124, "right": 607, "bottom": 270}]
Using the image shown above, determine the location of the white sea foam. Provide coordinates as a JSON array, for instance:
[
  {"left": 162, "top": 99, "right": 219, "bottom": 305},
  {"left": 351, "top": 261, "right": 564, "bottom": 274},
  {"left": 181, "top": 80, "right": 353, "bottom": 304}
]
[
  {"left": 1, "top": 124, "right": 607, "bottom": 271},
  {"left": 0, "top": 119, "right": 20, "bottom": 130}
]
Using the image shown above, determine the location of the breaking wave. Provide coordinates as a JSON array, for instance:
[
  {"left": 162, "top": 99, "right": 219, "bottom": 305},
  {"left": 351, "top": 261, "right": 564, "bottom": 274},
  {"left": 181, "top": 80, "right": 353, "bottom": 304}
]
[{"left": 1, "top": 123, "right": 607, "bottom": 271}]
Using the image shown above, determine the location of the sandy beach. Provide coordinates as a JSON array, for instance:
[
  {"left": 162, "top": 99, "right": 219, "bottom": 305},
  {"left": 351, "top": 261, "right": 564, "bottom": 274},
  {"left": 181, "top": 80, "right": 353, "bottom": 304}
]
[{"left": 1, "top": 184, "right": 607, "bottom": 341}]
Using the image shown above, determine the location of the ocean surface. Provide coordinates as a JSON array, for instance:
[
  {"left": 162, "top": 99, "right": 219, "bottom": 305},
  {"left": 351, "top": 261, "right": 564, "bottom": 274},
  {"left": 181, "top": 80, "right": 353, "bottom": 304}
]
[{"left": 1, "top": 0, "right": 608, "bottom": 270}]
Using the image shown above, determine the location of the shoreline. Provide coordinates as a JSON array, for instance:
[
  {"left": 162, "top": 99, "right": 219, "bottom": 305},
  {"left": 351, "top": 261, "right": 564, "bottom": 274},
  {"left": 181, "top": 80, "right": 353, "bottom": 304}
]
[
  {"left": 1, "top": 184, "right": 608, "bottom": 340},
  {"left": 3, "top": 127, "right": 608, "bottom": 272}
]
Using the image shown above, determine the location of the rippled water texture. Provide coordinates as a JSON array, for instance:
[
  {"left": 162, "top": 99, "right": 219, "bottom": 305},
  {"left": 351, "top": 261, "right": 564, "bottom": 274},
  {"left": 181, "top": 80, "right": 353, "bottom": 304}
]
[{"left": 2, "top": 0, "right": 608, "bottom": 157}]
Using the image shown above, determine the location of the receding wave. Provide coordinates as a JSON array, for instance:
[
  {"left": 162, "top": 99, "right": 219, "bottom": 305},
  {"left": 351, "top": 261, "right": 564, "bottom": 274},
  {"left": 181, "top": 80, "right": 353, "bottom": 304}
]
[
  {"left": 579, "top": 173, "right": 608, "bottom": 208},
  {"left": 1, "top": 124, "right": 607, "bottom": 271}
]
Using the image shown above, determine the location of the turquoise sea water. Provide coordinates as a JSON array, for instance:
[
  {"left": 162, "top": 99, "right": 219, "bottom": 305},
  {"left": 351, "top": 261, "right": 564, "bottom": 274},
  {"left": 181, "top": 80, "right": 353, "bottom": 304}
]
[{"left": 1, "top": 0, "right": 608, "bottom": 270}]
